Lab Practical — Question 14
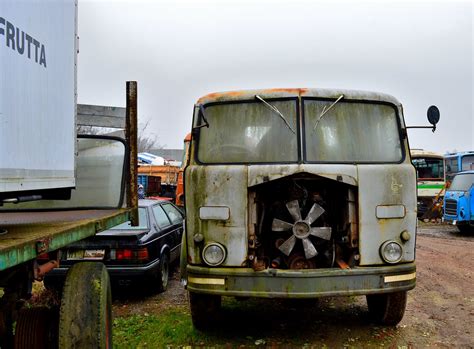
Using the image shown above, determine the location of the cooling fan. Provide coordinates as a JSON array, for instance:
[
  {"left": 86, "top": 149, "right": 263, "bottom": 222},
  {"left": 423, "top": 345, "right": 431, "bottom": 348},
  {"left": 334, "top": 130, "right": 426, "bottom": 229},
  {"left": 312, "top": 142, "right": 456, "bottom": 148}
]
[{"left": 272, "top": 200, "right": 332, "bottom": 259}]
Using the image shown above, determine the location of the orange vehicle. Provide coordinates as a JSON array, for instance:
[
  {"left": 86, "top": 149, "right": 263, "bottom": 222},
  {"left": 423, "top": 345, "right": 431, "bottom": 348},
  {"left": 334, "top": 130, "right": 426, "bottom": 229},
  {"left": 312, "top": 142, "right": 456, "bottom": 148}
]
[
  {"left": 137, "top": 165, "right": 179, "bottom": 185},
  {"left": 175, "top": 133, "right": 191, "bottom": 207}
]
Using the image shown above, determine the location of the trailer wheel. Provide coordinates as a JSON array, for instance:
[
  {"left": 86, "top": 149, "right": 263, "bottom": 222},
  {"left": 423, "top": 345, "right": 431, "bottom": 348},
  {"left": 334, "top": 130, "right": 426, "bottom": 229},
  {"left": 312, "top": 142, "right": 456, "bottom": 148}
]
[
  {"left": 14, "top": 307, "right": 58, "bottom": 349},
  {"left": 366, "top": 291, "right": 407, "bottom": 326},
  {"left": 189, "top": 292, "right": 221, "bottom": 330},
  {"left": 59, "top": 262, "right": 112, "bottom": 348}
]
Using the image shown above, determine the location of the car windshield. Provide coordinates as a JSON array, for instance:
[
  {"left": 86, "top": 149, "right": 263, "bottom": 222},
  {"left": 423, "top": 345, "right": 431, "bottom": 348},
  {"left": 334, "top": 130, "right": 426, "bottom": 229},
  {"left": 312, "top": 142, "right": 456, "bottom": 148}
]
[
  {"left": 111, "top": 207, "right": 149, "bottom": 230},
  {"left": 304, "top": 100, "right": 402, "bottom": 162},
  {"left": 197, "top": 99, "right": 298, "bottom": 163},
  {"left": 449, "top": 173, "right": 474, "bottom": 191},
  {"left": 412, "top": 157, "right": 444, "bottom": 180}
]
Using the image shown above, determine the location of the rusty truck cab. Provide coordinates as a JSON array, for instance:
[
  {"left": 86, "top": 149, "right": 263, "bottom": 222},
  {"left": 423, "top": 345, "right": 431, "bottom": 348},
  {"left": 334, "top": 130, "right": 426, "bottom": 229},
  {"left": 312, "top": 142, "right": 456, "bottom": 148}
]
[{"left": 182, "top": 88, "right": 417, "bottom": 329}]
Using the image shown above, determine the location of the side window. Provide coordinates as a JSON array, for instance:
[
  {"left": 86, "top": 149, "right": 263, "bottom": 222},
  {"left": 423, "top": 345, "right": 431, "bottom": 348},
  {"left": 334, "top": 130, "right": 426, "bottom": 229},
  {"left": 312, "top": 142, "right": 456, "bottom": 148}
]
[
  {"left": 162, "top": 204, "right": 184, "bottom": 225},
  {"left": 152, "top": 205, "right": 171, "bottom": 228},
  {"left": 446, "top": 159, "right": 456, "bottom": 174},
  {"left": 461, "top": 155, "right": 474, "bottom": 171},
  {"left": 451, "top": 159, "right": 459, "bottom": 173}
]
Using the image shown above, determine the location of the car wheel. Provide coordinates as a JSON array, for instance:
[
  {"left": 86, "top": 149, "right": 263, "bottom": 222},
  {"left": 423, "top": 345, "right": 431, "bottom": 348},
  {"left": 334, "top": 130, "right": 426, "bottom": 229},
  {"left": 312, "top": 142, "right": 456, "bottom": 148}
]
[
  {"left": 366, "top": 291, "right": 407, "bottom": 326},
  {"left": 156, "top": 253, "right": 169, "bottom": 293},
  {"left": 189, "top": 292, "right": 221, "bottom": 330}
]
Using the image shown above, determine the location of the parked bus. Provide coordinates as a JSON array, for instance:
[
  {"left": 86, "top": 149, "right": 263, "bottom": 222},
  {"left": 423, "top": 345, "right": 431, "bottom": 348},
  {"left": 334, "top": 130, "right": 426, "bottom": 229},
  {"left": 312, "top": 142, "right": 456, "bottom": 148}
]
[
  {"left": 444, "top": 151, "right": 474, "bottom": 182},
  {"left": 410, "top": 149, "right": 445, "bottom": 218}
]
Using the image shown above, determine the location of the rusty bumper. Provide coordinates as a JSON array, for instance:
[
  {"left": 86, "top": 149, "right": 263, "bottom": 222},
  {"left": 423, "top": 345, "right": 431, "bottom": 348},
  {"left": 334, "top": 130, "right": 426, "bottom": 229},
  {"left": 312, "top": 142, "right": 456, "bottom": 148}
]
[{"left": 186, "top": 263, "right": 416, "bottom": 298}]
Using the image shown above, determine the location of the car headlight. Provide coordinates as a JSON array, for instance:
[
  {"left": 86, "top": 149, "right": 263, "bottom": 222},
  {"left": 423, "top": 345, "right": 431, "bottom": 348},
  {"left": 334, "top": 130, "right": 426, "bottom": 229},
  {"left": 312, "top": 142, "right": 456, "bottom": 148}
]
[
  {"left": 202, "top": 243, "right": 226, "bottom": 266},
  {"left": 380, "top": 241, "right": 403, "bottom": 264}
]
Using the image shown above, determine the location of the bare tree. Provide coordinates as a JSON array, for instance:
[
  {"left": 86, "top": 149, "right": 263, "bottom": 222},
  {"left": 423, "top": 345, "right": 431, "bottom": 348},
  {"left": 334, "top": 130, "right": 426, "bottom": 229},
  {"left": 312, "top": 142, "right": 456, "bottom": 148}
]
[
  {"left": 137, "top": 120, "right": 162, "bottom": 153},
  {"left": 77, "top": 118, "right": 161, "bottom": 153}
]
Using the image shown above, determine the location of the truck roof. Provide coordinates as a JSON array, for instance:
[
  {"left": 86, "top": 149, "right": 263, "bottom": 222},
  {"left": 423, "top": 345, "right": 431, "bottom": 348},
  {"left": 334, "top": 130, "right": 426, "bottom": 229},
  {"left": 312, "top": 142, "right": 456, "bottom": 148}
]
[
  {"left": 454, "top": 170, "right": 474, "bottom": 175},
  {"left": 445, "top": 151, "right": 474, "bottom": 157},
  {"left": 196, "top": 88, "right": 401, "bottom": 106},
  {"left": 410, "top": 149, "right": 444, "bottom": 158}
]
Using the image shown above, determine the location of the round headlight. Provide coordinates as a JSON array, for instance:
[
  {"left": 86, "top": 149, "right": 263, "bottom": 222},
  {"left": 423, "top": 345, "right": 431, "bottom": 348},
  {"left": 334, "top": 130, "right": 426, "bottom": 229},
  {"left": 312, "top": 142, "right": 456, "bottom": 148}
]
[
  {"left": 202, "top": 243, "right": 226, "bottom": 266},
  {"left": 380, "top": 241, "right": 403, "bottom": 264}
]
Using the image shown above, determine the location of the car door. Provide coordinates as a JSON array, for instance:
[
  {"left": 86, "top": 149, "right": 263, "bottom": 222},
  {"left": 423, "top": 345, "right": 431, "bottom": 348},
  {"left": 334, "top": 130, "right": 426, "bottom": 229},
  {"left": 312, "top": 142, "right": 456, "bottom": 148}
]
[
  {"left": 160, "top": 203, "right": 185, "bottom": 262},
  {"left": 150, "top": 203, "right": 174, "bottom": 260}
]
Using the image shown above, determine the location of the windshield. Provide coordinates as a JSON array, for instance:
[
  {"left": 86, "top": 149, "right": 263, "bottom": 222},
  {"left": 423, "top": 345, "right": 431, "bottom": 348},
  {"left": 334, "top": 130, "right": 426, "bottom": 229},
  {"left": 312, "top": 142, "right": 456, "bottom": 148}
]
[
  {"left": 111, "top": 207, "right": 149, "bottom": 230},
  {"left": 461, "top": 155, "right": 474, "bottom": 171},
  {"left": 412, "top": 157, "right": 444, "bottom": 180},
  {"left": 304, "top": 100, "right": 402, "bottom": 162},
  {"left": 449, "top": 173, "right": 474, "bottom": 191},
  {"left": 197, "top": 100, "right": 298, "bottom": 163}
]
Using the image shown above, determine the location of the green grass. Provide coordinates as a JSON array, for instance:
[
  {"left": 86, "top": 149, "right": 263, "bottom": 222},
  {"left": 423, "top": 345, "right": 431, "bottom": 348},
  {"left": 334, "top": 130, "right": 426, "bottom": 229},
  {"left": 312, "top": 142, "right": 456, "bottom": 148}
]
[
  {"left": 112, "top": 296, "right": 404, "bottom": 348},
  {"left": 112, "top": 298, "right": 336, "bottom": 348},
  {"left": 113, "top": 306, "right": 209, "bottom": 348},
  {"left": 111, "top": 299, "right": 304, "bottom": 348}
]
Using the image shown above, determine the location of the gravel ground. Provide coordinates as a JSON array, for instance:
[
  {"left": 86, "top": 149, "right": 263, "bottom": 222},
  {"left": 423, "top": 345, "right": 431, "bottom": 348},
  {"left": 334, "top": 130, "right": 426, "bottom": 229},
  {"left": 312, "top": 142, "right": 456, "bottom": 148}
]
[{"left": 113, "top": 223, "right": 474, "bottom": 347}]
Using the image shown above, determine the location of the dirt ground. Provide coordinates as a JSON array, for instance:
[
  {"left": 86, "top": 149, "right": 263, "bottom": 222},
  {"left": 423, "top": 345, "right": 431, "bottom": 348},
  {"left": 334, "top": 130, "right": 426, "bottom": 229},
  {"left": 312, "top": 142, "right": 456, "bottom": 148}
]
[{"left": 113, "top": 223, "right": 474, "bottom": 347}]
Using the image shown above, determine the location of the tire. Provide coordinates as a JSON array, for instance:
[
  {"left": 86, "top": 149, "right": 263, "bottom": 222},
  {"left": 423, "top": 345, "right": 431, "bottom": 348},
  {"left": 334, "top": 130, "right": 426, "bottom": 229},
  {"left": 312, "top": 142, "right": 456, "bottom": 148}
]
[
  {"left": 14, "top": 307, "right": 59, "bottom": 349},
  {"left": 189, "top": 292, "right": 221, "bottom": 330},
  {"left": 156, "top": 253, "right": 170, "bottom": 293},
  {"left": 366, "top": 291, "right": 407, "bottom": 326},
  {"left": 58, "top": 262, "right": 112, "bottom": 349},
  {"left": 457, "top": 225, "right": 474, "bottom": 234}
]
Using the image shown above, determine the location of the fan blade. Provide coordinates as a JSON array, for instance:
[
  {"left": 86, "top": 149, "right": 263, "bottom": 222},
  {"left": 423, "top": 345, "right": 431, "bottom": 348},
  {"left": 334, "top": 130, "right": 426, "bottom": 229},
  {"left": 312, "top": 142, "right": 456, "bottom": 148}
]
[
  {"left": 310, "top": 227, "right": 332, "bottom": 240},
  {"left": 278, "top": 235, "right": 297, "bottom": 256},
  {"left": 286, "top": 200, "right": 302, "bottom": 222},
  {"left": 272, "top": 218, "right": 294, "bottom": 232},
  {"left": 302, "top": 237, "right": 318, "bottom": 259},
  {"left": 305, "top": 203, "right": 325, "bottom": 225}
]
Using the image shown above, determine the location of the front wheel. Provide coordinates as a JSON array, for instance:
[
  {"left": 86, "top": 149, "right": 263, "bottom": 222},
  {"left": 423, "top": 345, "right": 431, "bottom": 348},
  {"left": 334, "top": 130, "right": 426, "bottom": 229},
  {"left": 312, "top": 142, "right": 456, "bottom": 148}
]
[
  {"left": 189, "top": 292, "right": 221, "bottom": 330},
  {"left": 366, "top": 291, "right": 407, "bottom": 326},
  {"left": 457, "top": 225, "right": 474, "bottom": 234}
]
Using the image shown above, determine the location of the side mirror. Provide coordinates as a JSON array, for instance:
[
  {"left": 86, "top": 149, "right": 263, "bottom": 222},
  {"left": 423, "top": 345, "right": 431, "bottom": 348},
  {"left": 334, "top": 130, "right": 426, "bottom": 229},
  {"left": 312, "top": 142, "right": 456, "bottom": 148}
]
[
  {"left": 406, "top": 105, "right": 441, "bottom": 133},
  {"left": 427, "top": 105, "right": 440, "bottom": 131}
]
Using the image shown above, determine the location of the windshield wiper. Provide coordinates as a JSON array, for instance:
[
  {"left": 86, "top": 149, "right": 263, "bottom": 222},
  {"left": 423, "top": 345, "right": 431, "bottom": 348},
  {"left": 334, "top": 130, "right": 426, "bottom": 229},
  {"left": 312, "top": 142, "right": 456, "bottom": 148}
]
[
  {"left": 255, "top": 95, "right": 296, "bottom": 134},
  {"left": 314, "top": 94, "right": 344, "bottom": 130},
  {"left": 193, "top": 105, "right": 210, "bottom": 130}
]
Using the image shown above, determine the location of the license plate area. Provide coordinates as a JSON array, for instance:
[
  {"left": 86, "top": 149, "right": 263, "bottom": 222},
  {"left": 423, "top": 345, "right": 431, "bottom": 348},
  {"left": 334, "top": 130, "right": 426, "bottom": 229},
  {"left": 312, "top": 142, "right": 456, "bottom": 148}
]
[{"left": 67, "top": 249, "right": 105, "bottom": 260}]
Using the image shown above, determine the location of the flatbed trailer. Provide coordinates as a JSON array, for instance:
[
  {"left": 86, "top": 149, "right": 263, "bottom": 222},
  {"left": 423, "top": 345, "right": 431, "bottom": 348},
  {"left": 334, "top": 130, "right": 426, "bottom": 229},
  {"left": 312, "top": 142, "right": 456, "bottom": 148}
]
[
  {"left": 0, "top": 83, "right": 138, "bottom": 348},
  {"left": 0, "top": 210, "right": 131, "bottom": 271}
]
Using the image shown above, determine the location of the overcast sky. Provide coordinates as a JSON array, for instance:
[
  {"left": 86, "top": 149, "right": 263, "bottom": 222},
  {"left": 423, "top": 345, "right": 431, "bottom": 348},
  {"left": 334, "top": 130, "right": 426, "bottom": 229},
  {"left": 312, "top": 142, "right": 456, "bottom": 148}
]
[{"left": 77, "top": 0, "right": 473, "bottom": 153}]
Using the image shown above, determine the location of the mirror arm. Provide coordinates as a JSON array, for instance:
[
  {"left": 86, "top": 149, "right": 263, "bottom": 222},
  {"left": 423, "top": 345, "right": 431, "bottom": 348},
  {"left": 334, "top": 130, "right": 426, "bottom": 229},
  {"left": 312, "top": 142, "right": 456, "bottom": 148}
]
[{"left": 406, "top": 125, "right": 437, "bottom": 133}]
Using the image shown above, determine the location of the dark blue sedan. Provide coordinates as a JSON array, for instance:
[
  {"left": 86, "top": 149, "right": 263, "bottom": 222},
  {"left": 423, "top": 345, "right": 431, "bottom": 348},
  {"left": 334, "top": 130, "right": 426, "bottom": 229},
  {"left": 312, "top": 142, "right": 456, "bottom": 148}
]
[{"left": 44, "top": 199, "right": 184, "bottom": 292}]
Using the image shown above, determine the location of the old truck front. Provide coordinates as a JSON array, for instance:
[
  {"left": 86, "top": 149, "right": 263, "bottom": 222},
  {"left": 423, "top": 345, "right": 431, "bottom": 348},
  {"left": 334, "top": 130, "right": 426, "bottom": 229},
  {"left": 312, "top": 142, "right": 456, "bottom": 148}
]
[{"left": 182, "top": 88, "right": 418, "bottom": 329}]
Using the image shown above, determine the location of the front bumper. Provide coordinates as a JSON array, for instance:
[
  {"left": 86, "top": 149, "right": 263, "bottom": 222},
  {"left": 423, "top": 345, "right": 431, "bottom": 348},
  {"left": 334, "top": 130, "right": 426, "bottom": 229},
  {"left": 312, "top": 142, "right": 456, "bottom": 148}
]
[{"left": 186, "top": 262, "right": 416, "bottom": 298}]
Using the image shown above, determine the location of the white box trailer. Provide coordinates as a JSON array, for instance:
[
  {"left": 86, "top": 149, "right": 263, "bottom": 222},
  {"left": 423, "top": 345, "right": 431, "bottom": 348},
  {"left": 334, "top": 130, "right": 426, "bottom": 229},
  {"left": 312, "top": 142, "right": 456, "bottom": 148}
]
[{"left": 0, "top": 0, "right": 77, "bottom": 200}]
